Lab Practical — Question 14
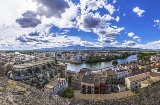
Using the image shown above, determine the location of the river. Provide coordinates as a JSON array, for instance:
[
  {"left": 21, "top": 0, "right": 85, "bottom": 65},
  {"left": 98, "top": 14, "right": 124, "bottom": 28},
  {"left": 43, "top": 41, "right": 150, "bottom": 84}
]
[{"left": 66, "top": 54, "right": 137, "bottom": 72}]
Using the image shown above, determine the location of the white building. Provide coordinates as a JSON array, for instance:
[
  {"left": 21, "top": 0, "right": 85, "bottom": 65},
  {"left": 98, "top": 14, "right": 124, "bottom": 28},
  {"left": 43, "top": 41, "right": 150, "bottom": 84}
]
[
  {"left": 151, "top": 68, "right": 160, "bottom": 73},
  {"left": 44, "top": 78, "right": 68, "bottom": 96},
  {"left": 116, "top": 69, "right": 129, "bottom": 85},
  {"left": 125, "top": 72, "right": 150, "bottom": 91}
]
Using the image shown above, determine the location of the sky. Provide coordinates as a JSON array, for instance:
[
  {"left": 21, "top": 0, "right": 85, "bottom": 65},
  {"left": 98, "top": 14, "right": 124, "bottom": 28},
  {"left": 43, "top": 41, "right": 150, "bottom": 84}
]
[{"left": 1, "top": 0, "right": 160, "bottom": 50}]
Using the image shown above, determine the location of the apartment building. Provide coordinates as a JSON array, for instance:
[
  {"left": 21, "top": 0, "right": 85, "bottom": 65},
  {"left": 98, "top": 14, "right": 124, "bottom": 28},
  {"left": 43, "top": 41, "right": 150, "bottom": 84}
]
[
  {"left": 116, "top": 69, "right": 129, "bottom": 85},
  {"left": 101, "top": 70, "right": 117, "bottom": 84},
  {"left": 81, "top": 76, "right": 111, "bottom": 94},
  {"left": 125, "top": 72, "right": 150, "bottom": 91},
  {"left": 129, "top": 68, "right": 147, "bottom": 76}
]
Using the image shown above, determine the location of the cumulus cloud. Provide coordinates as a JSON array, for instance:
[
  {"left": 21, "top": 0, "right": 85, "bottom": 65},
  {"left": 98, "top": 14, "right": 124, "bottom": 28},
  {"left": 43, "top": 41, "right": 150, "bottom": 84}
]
[
  {"left": 133, "top": 35, "right": 141, "bottom": 42},
  {"left": 98, "top": 36, "right": 115, "bottom": 43},
  {"left": 94, "top": 27, "right": 124, "bottom": 37},
  {"left": 104, "top": 4, "right": 116, "bottom": 15},
  {"left": 122, "top": 40, "right": 136, "bottom": 47},
  {"left": 44, "top": 1, "right": 79, "bottom": 29},
  {"left": 83, "top": 14, "right": 101, "bottom": 29},
  {"left": 128, "top": 32, "right": 141, "bottom": 42},
  {"left": 142, "top": 40, "right": 160, "bottom": 49},
  {"left": 16, "top": 11, "right": 41, "bottom": 28},
  {"left": 137, "top": 39, "right": 141, "bottom": 42},
  {"left": 133, "top": 36, "right": 140, "bottom": 39},
  {"left": 28, "top": 31, "right": 40, "bottom": 36},
  {"left": 33, "top": 0, "right": 69, "bottom": 18},
  {"left": 133, "top": 7, "right": 145, "bottom": 17},
  {"left": 128, "top": 32, "right": 134, "bottom": 37},
  {"left": 0, "top": 0, "right": 143, "bottom": 50},
  {"left": 115, "top": 16, "right": 120, "bottom": 22},
  {"left": 113, "top": 0, "right": 116, "bottom": 4},
  {"left": 16, "top": 34, "right": 28, "bottom": 43},
  {"left": 14, "top": 33, "right": 100, "bottom": 48},
  {"left": 60, "top": 29, "right": 70, "bottom": 35}
]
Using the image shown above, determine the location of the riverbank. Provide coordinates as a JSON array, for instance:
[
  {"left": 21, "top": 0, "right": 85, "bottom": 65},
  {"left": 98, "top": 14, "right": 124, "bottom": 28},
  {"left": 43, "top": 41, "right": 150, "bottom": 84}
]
[
  {"left": 66, "top": 54, "right": 137, "bottom": 71},
  {"left": 85, "top": 52, "right": 135, "bottom": 63},
  {"left": 58, "top": 53, "right": 135, "bottom": 64},
  {"left": 57, "top": 59, "right": 83, "bottom": 64}
]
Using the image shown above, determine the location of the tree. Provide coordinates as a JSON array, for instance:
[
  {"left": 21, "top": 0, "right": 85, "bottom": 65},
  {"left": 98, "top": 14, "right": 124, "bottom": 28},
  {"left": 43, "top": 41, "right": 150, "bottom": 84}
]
[
  {"left": 62, "top": 86, "right": 74, "bottom": 99},
  {"left": 112, "top": 60, "right": 118, "bottom": 66},
  {"left": 68, "top": 75, "right": 72, "bottom": 86}
]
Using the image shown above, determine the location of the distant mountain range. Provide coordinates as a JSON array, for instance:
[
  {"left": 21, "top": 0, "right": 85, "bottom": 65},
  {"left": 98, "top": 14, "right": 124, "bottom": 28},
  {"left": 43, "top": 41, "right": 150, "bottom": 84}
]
[{"left": 39, "top": 45, "right": 142, "bottom": 51}]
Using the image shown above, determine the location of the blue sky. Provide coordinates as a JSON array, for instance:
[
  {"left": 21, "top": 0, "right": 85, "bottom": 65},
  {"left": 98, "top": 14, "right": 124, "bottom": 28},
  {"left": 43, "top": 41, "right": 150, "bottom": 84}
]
[{"left": 1, "top": 0, "right": 160, "bottom": 50}]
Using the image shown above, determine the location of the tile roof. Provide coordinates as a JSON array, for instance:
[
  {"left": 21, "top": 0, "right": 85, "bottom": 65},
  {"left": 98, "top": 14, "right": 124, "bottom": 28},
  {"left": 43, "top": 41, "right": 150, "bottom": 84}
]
[{"left": 127, "top": 72, "right": 150, "bottom": 82}]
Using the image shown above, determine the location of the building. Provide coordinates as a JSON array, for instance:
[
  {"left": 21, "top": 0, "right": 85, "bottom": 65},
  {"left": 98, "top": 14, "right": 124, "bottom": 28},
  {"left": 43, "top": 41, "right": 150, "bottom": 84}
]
[
  {"left": 101, "top": 70, "right": 117, "bottom": 84},
  {"left": 116, "top": 69, "right": 129, "bottom": 85},
  {"left": 118, "top": 85, "right": 126, "bottom": 92},
  {"left": 44, "top": 78, "right": 68, "bottom": 96},
  {"left": 129, "top": 68, "right": 146, "bottom": 76},
  {"left": 71, "top": 75, "right": 83, "bottom": 90},
  {"left": 151, "top": 68, "right": 160, "bottom": 73},
  {"left": 125, "top": 72, "right": 150, "bottom": 91},
  {"left": 75, "top": 55, "right": 82, "bottom": 62},
  {"left": 79, "top": 68, "right": 91, "bottom": 76},
  {"left": 81, "top": 76, "right": 111, "bottom": 94}
]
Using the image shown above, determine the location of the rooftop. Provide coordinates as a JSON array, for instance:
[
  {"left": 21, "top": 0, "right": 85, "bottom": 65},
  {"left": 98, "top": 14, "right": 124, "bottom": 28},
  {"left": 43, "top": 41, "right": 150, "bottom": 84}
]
[
  {"left": 140, "top": 80, "right": 151, "bottom": 85},
  {"left": 45, "top": 78, "right": 66, "bottom": 89},
  {"left": 82, "top": 76, "right": 107, "bottom": 84},
  {"left": 127, "top": 72, "right": 150, "bottom": 82}
]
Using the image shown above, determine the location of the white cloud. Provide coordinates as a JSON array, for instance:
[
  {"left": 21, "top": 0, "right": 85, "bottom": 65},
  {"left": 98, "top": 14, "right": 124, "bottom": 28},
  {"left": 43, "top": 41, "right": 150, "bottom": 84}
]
[
  {"left": 128, "top": 32, "right": 134, "bottom": 37},
  {"left": 133, "top": 7, "right": 145, "bottom": 17},
  {"left": 0, "top": 0, "right": 127, "bottom": 50},
  {"left": 133, "top": 36, "right": 140, "bottom": 39},
  {"left": 60, "top": 29, "right": 70, "bottom": 35},
  {"left": 113, "top": 0, "right": 116, "bottom": 4},
  {"left": 142, "top": 40, "right": 160, "bottom": 49},
  {"left": 115, "top": 16, "right": 120, "bottom": 22},
  {"left": 94, "top": 27, "right": 124, "bottom": 37},
  {"left": 137, "top": 39, "right": 141, "bottom": 42},
  {"left": 121, "top": 40, "right": 137, "bottom": 47},
  {"left": 123, "top": 13, "right": 126, "bottom": 17},
  {"left": 154, "top": 19, "right": 160, "bottom": 29},
  {"left": 104, "top": 4, "right": 116, "bottom": 15}
]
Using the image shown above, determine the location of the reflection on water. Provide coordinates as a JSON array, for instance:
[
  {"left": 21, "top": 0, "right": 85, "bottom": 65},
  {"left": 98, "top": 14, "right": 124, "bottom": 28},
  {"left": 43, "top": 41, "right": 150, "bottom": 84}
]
[{"left": 66, "top": 54, "right": 137, "bottom": 71}]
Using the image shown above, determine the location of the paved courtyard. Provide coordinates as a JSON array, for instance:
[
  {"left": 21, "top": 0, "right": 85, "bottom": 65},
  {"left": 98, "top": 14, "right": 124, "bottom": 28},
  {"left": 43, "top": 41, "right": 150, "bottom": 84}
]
[{"left": 74, "top": 90, "right": 135, "bottom": 100}]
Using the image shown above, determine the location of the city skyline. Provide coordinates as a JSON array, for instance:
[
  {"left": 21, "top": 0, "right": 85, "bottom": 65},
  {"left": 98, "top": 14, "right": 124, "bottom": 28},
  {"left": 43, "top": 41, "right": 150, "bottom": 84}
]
[{"left": 1, "top": 0, "right": 160, "bottom": 50}]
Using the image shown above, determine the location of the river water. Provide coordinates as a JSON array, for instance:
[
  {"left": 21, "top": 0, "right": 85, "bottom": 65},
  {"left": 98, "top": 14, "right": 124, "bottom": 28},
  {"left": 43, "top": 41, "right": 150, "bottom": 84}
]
[{"left": 66, "top": 54, "right": 137, "bottom": 72}]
